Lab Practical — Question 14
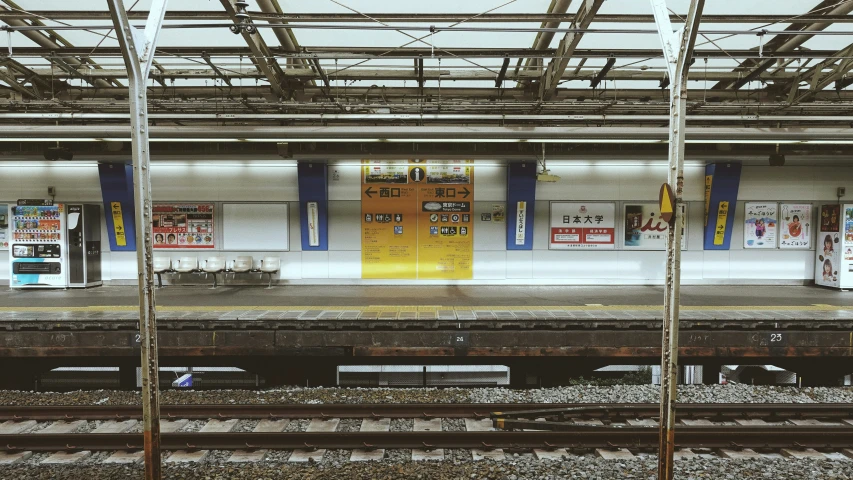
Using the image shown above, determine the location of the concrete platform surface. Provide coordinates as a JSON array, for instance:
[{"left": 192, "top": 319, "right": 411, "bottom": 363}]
[{"left": 0, "top": 285, "right": 847, "bottom": 308}]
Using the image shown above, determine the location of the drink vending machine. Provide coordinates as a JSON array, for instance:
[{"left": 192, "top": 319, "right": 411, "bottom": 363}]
[{"left": 9, "top": 200, "right": 68, "bottom": 288}]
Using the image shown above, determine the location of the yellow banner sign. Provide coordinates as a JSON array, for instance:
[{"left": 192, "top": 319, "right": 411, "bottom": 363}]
[
  {"left": 714, "top": 200, "right": 728, "bottom": 246},
  {"left": 704, "top": 174, "right": 713, "bottom": 227},
  {"left": 361, "top": 161, "right": 473, "bottom": 279},
  {"left": 110, "top": 201, "right": 127, "bottom": 247}
]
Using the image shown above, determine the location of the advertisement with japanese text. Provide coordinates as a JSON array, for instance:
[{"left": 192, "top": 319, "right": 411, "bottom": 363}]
[
  {"left": 550, "top": 202, "right": 615, "bottom": 249},
  {"left": 815, "top": 204, "right": 841, "bottom": 288},
  {"left": 361, "top": 160, "right": 473, "bottom": 279},
  {"left": 152, "top": 203, "right": 215, "bottom": 249},
  {"left": 0, "top": 204, "right": 8, "bottom": 249},
  {"left": 778, "top": 203, "right": 812, "bottom": 249},
  {"left": 623, "top": 203, "right": 686, "bottom": 250},
  {"left": 843, "top": 205, "right": 853, "bottom": 288},
  {"left": 743, "top": 202, "right": 777, "bottom": 249}
]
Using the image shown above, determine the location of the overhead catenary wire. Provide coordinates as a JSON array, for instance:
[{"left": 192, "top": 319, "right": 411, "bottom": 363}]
[{"left": 6, "top": 23, "right": 853, "bottom": 36}]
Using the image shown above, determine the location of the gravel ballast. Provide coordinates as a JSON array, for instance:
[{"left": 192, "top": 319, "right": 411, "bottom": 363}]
[
  {"left": 2, "top": 384, "right": 853, "bottom": 406},
  {"left": 1, "top": 457, "right": 851, "bottom": 480}
]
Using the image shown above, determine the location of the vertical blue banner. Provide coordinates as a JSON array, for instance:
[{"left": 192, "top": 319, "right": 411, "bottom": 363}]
[
  {"left": 506, "top": 161, "right": 536, "bottom": 250},
  {"left": 297, "top": 162, "right": 329, "bottom": 251},
  {"left": 97, "top": 162, "right": 137, "bottom": 251},
  {"left": 703, "top": 162, "right": 742, "bottom": 250}
]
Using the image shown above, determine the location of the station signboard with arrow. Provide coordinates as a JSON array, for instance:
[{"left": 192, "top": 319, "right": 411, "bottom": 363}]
[{"left": 361, "top": 160, "right": 474, "bottom": 279}]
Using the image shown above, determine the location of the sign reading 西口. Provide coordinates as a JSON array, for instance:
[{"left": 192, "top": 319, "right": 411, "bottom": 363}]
[{"left": 361, "top": 160, "right": 473, "bottom": 279}]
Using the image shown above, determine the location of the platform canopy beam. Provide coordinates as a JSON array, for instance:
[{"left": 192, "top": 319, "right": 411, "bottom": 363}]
[
  {"left": 106, "top": 1, "right": 169, "bottom": 479},
  {"left": 219, "top": 0, "right": 287, "bottom": 98},
  {"left": 539, "top": 0, "right": 604, "bottom": 100},
  {"left": 651, "top": 0, "right": 704, "bottom": 478},
  {"left": 711, "top": 0, "right": 853, "bottom": 91}
]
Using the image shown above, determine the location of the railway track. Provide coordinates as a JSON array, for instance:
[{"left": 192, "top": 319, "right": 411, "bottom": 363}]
[
  {"left": 2, "top": 403, "right": 853, "bottom": 464},
  {"left": 2, "top": 402, "right": 852, "bottom": 421},
  {"left": 5, "top": 426, "right": 853, "bottom": 451}
]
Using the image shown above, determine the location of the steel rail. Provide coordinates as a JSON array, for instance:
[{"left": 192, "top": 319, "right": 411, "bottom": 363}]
[
  {"left": 1, "top": 403, "right": 852, "bottom": 421},
  {"left": 3, "top": 426, "right": 853, "bottom": 451}
]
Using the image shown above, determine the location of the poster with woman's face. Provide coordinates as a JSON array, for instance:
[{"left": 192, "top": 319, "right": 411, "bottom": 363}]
[
  {"left": 815, "top": 205, "right": 841, "bottom": 287},
  {"left": 779, "top": 204, "right": 812, "bottom": 249},
  {"left": 743, "top": 202, "right": 777, "bottom": 249}
]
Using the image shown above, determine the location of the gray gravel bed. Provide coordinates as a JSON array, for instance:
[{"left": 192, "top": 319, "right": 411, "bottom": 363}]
[
  {"left": 4, "top": 384, "right": 853, "bottom": 406},
  {"left": 442, "top": 417, "right": 471, "bottom": 463},
  {"left": 388, "top": 418, "right": 414, "bottom": 461},
  {"left": 4, "top": 457, "right": 851, "bottom": 479},
  {"left": 285, "top": 418, "right": 309, "bottom": 432},
  {"left": 336, "top": 418, "right": 363, "bottom": 432},
  {"left": 180, "top": 419, "right": 207, "bottom": 432},
  {"left": 233, "top": 419, "right": 258, "bottom": 432}
]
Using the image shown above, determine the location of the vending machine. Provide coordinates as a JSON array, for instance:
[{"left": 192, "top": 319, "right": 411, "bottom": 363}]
[
  {"left": 67, "top": 204, "right": 102, "bottom": 288},
  {"left": 9, "top": 200, "right": 68, "bottom": 289}
]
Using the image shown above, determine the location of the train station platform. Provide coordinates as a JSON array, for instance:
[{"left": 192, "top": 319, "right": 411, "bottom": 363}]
[
  {"left": 1, "top": 285, "right": 851, "bottom": 388},
  {"left": 1, "top": 284, "right": 849, "bottom": 309}
]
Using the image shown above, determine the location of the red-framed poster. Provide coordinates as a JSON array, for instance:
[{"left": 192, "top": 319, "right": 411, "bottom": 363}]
[{"left": 153, "top": 203, "right": 214, "bottom": 249}]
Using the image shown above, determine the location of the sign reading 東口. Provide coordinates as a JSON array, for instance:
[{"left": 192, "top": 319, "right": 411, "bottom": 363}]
[{"left": 361, "top": 160, "right": 474, "bottom": 279}]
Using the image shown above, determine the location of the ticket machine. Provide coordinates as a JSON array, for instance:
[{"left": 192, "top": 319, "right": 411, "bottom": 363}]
[
  {"left": 9, "top": 200, "right": 68, "bottom": 288},
  {"left": 67, "top": 204, "right": 102, "bottom": 288}
]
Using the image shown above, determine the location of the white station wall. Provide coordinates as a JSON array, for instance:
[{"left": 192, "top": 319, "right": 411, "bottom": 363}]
[{"left": 1, "top": 161, "right": 851, "bottom": 285}]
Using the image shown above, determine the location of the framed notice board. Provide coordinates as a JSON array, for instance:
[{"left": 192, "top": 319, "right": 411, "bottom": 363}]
[{"left": 223, "top": 202, "right": 289, "bottom": 251}]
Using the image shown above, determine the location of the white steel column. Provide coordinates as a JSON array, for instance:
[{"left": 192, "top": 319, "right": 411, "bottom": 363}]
[
  {"left": 650, "top": 1, "right": 704, "bottom": 479},
  {"left": 106, "top": 1, "right": 169, "bottom": 479}
]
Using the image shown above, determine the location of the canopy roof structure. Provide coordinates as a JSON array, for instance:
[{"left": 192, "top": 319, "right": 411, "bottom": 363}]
[{"left": 1, "top": 0, "right": 853, "bottom": 138}]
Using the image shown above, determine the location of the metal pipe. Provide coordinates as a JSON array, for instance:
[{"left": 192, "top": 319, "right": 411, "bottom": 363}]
[
  {"left": 651, "top": 0, "right": 704, "bottom": 478},
  {"left": 0, "top": 124, "right": 850, "bottom": 142},
  {"left": 107, "top": 1, "right": 169, "bottom": 479},
  {"left": 3, "top": 112, "right": 853, "bottom": 122}
]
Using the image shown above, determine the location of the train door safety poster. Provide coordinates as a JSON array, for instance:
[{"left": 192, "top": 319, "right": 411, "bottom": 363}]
[
  {"left": 743, "top": 202, "right": 777, "bottom": 249},
  {"left": 361, "top": 160, "right": 473, "bottom": 279},
  {"left": 152, "top": 203, "right": 215, "bottom": 249},
  {"left": 622, "top": 203, "right": 686, "bottom": 250},
  {"left": 549, "top": 202, "right": 616, "bottom": 249}
]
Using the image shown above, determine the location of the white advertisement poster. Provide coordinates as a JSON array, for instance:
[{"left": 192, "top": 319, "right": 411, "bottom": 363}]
[
  {"left": 743, "top": 202, "right": 777, "bottom": 249},
  {"left": 623, "top": 203, "right": 686, "bottom": 250},
  {"left": 815, "top": 204, "right": 840, "bottom": 288},
  {"left": 779, "top": 203, "right": 812, "bottom": 249},
  {"left": 550, "top": 202, "right": 616, "bottom": 250},
  {"left": 0, "top": 204, "right": 8, "bottom": 249}
]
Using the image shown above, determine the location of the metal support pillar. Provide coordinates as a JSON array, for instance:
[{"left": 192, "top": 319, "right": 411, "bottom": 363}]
[
  {"left": 106, "top": 1, "right": 169, "bottom": 479},
  {"left": 651, "top": 1, "right": 704, "bottom": 479}
]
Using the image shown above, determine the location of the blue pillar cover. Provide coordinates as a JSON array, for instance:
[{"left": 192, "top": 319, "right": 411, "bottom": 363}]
[
  {"left": 297, "top": 162, "right": 329, "bottom": 250},
  {"left": 506, "top": 161, "right": 536, "bottom": 250},
  {"left": 703, "top": 162, "right": 742, "bottom": 250},
  {"left": 97, "top": 162, "right": 137, "bottom": 251}
]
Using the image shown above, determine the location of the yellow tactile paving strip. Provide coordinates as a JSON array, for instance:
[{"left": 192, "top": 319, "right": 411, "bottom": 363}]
[{"left": 5, "top": 304, "right": 848, "bottom": 312}]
